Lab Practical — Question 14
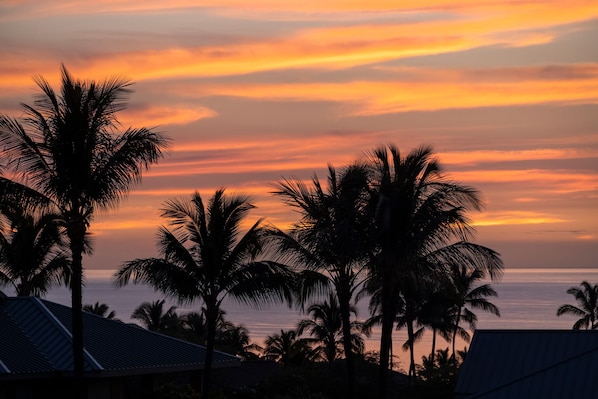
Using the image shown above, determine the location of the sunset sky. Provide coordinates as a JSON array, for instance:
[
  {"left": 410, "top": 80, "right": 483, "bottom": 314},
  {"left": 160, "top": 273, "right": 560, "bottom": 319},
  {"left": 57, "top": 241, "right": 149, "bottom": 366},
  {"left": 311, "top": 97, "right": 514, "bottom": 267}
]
[{"left": 1, "top": 1, "right": 596, "bottom": 274}]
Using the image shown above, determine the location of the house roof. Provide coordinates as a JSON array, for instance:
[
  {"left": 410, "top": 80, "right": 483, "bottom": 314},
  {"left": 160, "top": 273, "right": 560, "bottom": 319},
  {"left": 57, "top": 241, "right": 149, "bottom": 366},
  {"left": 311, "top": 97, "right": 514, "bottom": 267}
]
[
  {"left": 0, "top": 296, "right": 240, "bottom": 379},
  {"left": 455, "top": 329, "right": 598, "bottom": 399}
]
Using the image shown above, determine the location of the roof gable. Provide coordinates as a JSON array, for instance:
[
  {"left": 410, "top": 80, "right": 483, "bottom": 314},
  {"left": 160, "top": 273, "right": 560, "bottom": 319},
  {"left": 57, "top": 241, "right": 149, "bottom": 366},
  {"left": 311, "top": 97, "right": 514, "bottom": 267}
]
[
  {"left": 455, "top": 329, "right": 598, "bottom": 399},
  {"left": 0, "top": 297, "right": 239, "bottom": 378}
]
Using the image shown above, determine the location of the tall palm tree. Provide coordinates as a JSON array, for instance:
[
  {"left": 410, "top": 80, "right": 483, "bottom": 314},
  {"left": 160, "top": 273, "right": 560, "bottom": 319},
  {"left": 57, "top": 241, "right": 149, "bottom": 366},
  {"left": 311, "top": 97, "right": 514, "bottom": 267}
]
[
  {"left": 132, "top": 299, "right": 180, "bottom": 333},
  {"left": 0, "top": 65, "right": 168, "bottom": 397},
  {"left": 364, "top": 144, "right": 503, "bottom": 398},
  {"left": 83, "top": 302, "right": 116, "bottom": 319},
  {"left": 448, "top": 264, "right": 500, "bottom": 363},
  {"left": 557, "top": 281, "right": 598, "bottom": 330},
  {"left": 114, "top": 189, "right": 294, "bottom": 398},
  {"left": 0, "top": 206, "right": 71, "bottom": 296},
  {"left": 297, "top": 293, "right": 367, "bottom": 366},
  {"left": 272, "top": 164, "right": 370, "bottom": 398}
]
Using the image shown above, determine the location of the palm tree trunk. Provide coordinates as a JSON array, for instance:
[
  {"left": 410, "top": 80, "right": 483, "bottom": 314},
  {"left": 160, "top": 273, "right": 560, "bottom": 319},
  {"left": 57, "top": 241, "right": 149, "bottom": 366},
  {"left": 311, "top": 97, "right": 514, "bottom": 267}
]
[
  {"left": 378, "top": 278, "right": 397, "bottom": 399},
  {"left": 431, "top": 327, "right": 437, "bottom": 365},
  {"left": 338, "top": 288, "right": 356, "bottom": 399},
  {"left": 407, "top": 320, "right": 416, "bottom": 383},
  {"left": 202, "top": 303, "right": 218, "bottom": 399},
  {"left": 452, "top": 307, "right": 462, "bottom": 366},
  {"left": 68, "top": 220, "right": 86, "bottom": 399}
]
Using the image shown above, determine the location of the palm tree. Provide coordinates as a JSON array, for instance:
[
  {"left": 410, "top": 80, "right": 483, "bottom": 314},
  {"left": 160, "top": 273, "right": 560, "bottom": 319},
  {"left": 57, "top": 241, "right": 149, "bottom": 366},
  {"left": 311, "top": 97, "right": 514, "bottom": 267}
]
[
  {"left": 271, "top": 164, "right": 370, "bottom": 397},
  {"left": 364, "top": 144, "right": 503, "bottom": 398},
  {"left": 132, "top": 299, "right": 180, "bottom": 333},
  {"left": 114, "top": 189, "right": 294, "bottom": 398},
  {"left": 217, "top": 322, "right": 262, "bottom": 359},
  {"left": 0, "top": 65, "right": 168, "bottom": 396},
  {"left": 417, "top": 281, "right": 455, "bottom": 366},
  {"left": 448, "top": 264, "right": 500, "bottom": 362},
  {"left": 263, "top": 329, "right": 312, "bottom": 367},
  {"left": 557, "top": 281, "right": 598, "bottom": 329},
  {"left": 368, "top": 273, "right": 432, "bottom": 381},
  {"left": 0, "top": 206, "right": 71, "bottom": 296},
  {"left": 297, "top": 293, "right": 368, "bottom": 366},
  {"left": 397, "top": 278, "right": 428, "bottom": 380},
  {"left": 83, "top": 302, "right": 116, "bottom": 319}
]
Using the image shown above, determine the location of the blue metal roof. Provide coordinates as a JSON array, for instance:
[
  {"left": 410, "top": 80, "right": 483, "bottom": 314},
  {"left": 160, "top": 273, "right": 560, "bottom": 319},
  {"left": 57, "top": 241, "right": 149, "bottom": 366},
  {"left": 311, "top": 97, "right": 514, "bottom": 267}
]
[
  {"left": 0, "top": 297, "right": 240, "bottom": 378},
  {"left": 455, "top": 329, "right": 598, "bottom": 399}
]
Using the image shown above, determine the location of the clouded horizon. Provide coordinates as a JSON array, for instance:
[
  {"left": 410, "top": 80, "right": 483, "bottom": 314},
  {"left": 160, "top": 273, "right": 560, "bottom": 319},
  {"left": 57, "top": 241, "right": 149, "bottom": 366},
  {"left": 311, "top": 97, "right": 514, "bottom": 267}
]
[{"left": 1, "top": 1, "right": 596, "bottom": 273}]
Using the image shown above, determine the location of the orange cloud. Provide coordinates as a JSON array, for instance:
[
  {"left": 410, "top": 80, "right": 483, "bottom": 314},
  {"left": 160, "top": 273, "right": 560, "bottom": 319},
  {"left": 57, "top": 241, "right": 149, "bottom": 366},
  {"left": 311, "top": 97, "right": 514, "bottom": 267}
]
[
  {"left": 120, "top": 104, "right": 217, "bottom": 127},
  {"left": 472, "top": 211, "right": 567, "bottom": 227},
  {"left": 450, "top": 169, "right": 598, "bottom": 194},
  {"left": 182, "top": 64, "right": 598, "bottom": 114},
  {"left": 4, "top": 0, "right": 597, "bottom": 18},
  {"left": 438, "top": 147, "right": 598, "bottom": 167},
  {"left": 2, "top": 2, "right": 596, "bottom": 92}
]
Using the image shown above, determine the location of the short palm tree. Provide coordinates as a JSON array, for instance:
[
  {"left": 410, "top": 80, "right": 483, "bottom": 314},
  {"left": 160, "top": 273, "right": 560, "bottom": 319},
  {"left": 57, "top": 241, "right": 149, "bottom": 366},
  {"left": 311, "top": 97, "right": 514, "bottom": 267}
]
[
  {"left": 83, "top": 302, "right": 116, "bottom": 319},
  {"left": 0, "top": 206, "right": 71, "bottom": 296},
  {"left": 131, "top": 299, "right": 180, "bottom": 333},
  {"left": 297, "top": 293, "right": 368, "bottom": 366},
  {"left": 114, "top": 189, "right": 294, "bottom": 398},
  {"left": 263, "top": 329, "right": 312, "bottom": 367},
  {"left": 217, "top": 322, "right": 262, "bottom": 359},
  {"left": 0, "top": 65, "right": 169, "bottom": 396},
  {"left": 449, "top": 264, "right": 500, "bottom": 362},
  {"left": 417, "top": 282, "right": 455, "bottom": 365},
  {"left": 557, "top": 281, "right": 598, "bottom": 329}
]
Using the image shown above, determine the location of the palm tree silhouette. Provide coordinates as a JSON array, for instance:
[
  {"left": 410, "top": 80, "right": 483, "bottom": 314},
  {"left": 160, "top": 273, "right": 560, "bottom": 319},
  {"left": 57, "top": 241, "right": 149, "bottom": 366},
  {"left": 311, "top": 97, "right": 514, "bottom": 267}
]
[
  {"left": 364, "top": 144, "right": 503, "bottom": 398},
  {"left": 557, "top": 281, "right": 598, "bottom": 329},
  {"left": 297, "top": 293, "right": 368, "bottom": 366},
  {"left": 0, "top": 206, "right": 71, "bottom": 296},
  {"left": 114, "top": 189, "right": 294, "bottom": 398},
  {"left": 448, "top": 264, "right": 500, "bottom": 362},
  {"left": 216, "top": 322, "right": 261, "bottom": 359},
  {"left": 132, "top": 299, "right": 180, "bottom": 333},
  {"left": 272, "top": 164, "right": 370, "bottom": 397},
  {"left": 263, "top": 329, "right": 312, "bottom": 367},
  {"left": 417, "top": 283, "right": 455, "bottom": 366},
  {"left": 83, "top": 302, "right": 117, "bottom": 319},
  {"left": 0, "top": 65, "right": 168, "bottom": 397}
]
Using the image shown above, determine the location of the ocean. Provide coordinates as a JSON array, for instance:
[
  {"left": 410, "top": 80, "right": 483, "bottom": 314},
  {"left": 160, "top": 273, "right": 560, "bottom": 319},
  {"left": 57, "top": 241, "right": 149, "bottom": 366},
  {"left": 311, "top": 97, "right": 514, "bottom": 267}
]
[{"left": 40, "top": 267, "right": 598, "bottom": 371}]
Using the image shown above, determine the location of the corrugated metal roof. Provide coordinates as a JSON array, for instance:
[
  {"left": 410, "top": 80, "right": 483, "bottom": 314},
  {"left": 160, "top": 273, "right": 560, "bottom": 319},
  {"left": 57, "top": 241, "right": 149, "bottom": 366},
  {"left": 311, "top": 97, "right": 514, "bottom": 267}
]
[
  {"left": 455, "top": 329, "right": 598, "bottom": 399},
  {"left": 0, "top": 297, "right": 239, "bottom": 378}
]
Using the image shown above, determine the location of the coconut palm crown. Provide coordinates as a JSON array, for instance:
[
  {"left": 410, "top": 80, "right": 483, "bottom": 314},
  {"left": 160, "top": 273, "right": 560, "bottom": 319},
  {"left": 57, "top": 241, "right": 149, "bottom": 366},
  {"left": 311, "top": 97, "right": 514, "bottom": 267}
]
[
  {"left": 557, "top": 281, "right": 598, "bottom": 330},
  {"left": 0, "top": 65, "right": 169, "bottom": 396},
  {"left": 364, "top": 144, "right": 503, "bottom": 397},
  {"left": 114, "top": 188, "right": 295, "bottom": 398}
]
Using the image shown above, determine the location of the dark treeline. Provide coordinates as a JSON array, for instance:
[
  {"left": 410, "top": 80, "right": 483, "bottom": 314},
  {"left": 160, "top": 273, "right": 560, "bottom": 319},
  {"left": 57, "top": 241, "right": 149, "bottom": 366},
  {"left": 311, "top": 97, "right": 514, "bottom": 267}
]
[{"left": 0, "top": 66, "right": 511, "bottom": 399}]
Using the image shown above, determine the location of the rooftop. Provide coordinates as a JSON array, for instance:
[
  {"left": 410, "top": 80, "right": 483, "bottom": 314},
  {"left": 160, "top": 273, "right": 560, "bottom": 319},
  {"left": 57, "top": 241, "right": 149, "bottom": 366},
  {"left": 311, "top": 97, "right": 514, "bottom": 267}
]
[{"left": 0, "top": 296, "right": 240, "bottom": 379}]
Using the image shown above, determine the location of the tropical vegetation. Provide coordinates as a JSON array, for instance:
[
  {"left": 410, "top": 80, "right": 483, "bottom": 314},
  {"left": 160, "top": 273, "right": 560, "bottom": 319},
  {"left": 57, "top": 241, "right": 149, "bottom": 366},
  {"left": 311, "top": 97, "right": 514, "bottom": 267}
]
[
  {"left": 83, "top": 301, "right": 117, "bottom": 319},
  {"left": 0, "top": 65, "right": 169, "bottom": 398},
  {"left": 362, "top": 145, "right": 503, "bottom": 398},
  {"left": 0, "top": 67, "right": 511, "bottom": 399},
  {"left": 557, "top": 281, "right": 598, "bottom": 329},
  {"left": 0, "top": 205, "right": 71, "bottom": 296},
  {"left": 113, "top": 188, "right": 295, "bottom": 398},
  {"left": 271, "top": 164, "right": 371, "bottom": 398}
]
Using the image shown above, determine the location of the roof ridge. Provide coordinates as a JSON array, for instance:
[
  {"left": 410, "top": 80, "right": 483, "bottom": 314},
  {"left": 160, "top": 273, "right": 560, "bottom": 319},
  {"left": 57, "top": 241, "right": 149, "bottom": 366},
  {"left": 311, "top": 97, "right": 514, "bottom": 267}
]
[
  {"left": 8, "top": 297, "right": 104, "bottom": 371},
  {"left": 35, "top": 298, "right": 105, "bottom": 371},
  {"left": 3, "top": 297, "right": 59, "bottom": 369}
]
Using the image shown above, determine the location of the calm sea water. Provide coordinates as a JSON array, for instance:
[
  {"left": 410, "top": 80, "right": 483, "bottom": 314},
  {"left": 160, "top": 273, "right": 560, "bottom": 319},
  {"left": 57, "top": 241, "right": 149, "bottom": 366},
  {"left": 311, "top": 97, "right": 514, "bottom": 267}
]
[{"left": 40, "top": 267, "right": 598, "bottom": 370}]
